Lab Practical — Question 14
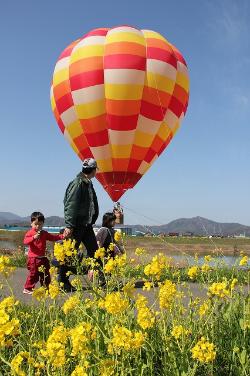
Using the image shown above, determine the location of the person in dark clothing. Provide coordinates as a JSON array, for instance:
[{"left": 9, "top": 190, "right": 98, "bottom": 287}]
[
  {"left": 59, "top": 158, "right": 99, "bottom": 291},
  {"left": 96, "top": 212, "right": 124, "bottom": 257}
]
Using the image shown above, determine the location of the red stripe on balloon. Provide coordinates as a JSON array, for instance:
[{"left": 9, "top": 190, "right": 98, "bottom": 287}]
[
  {"left": 104, "top": 54, "right": 146, "bottom": 70},
  {"left": 168, "top": 96, "right": 184, "bottom": 118},
  {"left": 85, "top": 129, "right": 109, "bottom": 147},
  {"left": 140, "top": 100, "right": 166, "bottom": 121},
  {"left": 56, "top": 93, "right": 74, "bottom": 115},
  {"left": 106, "top": 114, "right": 139, "bottom": 130},
  {"left": 70, "top": 70, "right": 104, "bottom": 90},
  {"left": 147, "top": 47, "right": 177, "bottom": 67}
]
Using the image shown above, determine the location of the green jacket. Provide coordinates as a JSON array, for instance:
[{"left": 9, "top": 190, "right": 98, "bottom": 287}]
[{"left": 64, "top": 173, "right": 99, "bottom": 228}]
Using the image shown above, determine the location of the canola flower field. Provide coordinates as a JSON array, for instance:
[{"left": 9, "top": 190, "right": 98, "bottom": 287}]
[{"left": 0, "top": 235, "right": 249, "bottom": 376}]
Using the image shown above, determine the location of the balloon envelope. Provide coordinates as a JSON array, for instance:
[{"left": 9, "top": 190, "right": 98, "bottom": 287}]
[{"left": 51, "top": 26, "right": 189, "bottom": 201}]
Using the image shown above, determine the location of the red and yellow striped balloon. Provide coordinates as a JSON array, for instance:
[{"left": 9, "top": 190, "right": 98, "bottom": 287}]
[{"left": 51, "top": 26, "right": 189, "bottom": 201}]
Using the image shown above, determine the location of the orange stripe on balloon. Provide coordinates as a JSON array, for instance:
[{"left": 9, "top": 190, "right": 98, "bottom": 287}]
[
  {"left": 106, "top": 99, "right": 141, "bottom": 116},
  {"left": 70, "top": 56, "right": 103, "bottom": 75},
  {"left": 105, "top": 42, "right": 146, "bottom": 56}
]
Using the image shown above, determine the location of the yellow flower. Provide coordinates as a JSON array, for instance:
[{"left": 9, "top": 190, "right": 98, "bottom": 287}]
[
  {"left": 204, "top": 255, "right": 212, "bottom": 262},
  {"left": 135, "top": 248, "right": 147, "bottom": 256},
  {"left": 208, "top": 281, "right": 230, "bottom": 298},
  {"left": 49, "top": 281, "right": 60, "bottom": 299},
  {"left": 230, "top": 278, "right": 238, "bottom": 290},
  {"left": 54, "top": 239, "right": 76, "bottom": 264},
  {"left": 114, "top": 231, "right": 122, "bottom": 242},
  {"left": 108, "top": 325, "right": 145, "bottom": 353},
  {"left": 159, "top": 280, "right": 177, "bottom": 310},
  {"left": 136, "top": 294, "right": 155, "bottom": 330},
  {"left": 94, "top": 247, "right": 105, "bottom": 259},
  {"left": 198, "top": 300, "right": 210, "bottom": 317},
  {"left": 99, "top": 292, "right": 129, "bottom": 315},
  {"left": 62, "top": 295, "right": 80, "bottom": 315},
  {"left": 201, "top": 263, "right": 210, "bottom": 273},
  {"left": 191, "top": 337, "right": 216, "bottom": 363},
  {"left": 0, "top": 255, "right": 16, "bottom": 277},
  {"left": 40, "top": 325, "right": 68, "bottom": 368},
  {"left": 143, "top": 281, "right": 154, "bottom": 291},
  {"left": 71, "top": 365, "right": 88, "bottom": 376},
  {"left": 70, "top": 322, "right": 96, "bottom": 357},
  {"left": 122, "top": 281, "right": 135, "bottom": 298},
  {"left": 239, "top": 255, "right": 248, "bottom": 266},
  {"left": 32, "top": 286, "right": 47, "bottom": 301},
  {"left": 99, "top": 359, "right": 115, "bottom": 376},
  {"left": 171, "top": 325, "right": 189, "bottom": 340},
  {"left": 144, "top": 253, "right": 169, "bottom": 280},
  {"left": 187, "top": 266, "right": 199, "bottom": 280}
]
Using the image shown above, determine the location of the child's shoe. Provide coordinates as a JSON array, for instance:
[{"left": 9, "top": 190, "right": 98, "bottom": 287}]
[{"left": 23, "top": 288, "right": 33, "bottom": 295}]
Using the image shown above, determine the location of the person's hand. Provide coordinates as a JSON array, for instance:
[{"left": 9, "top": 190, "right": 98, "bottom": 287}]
[
  {"left": 63, "top": 227, "right": 73, "bottom": 238},
  {"left": 33, "top": 230, "right": 41, "bottom": 240}
]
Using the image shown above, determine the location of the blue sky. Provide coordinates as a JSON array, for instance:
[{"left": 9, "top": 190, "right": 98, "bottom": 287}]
[{"left": 0, "top": 0, "right": 249, "bottom": 226}]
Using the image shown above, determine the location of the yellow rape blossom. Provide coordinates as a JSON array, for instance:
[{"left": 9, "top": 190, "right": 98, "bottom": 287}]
[
  {"left": 54, "top": 239, "right": 76, "bottom": 264},
  {"left": 94, "top": 247, "right": 105, "bottom": 259},
  {"left": 122, "top": 280, "right": 135, "bottom": 298},
  {"left": 70, "top": 322, "right": 96, "bottom": 357},
  {"left": 99, "top": 359, "right": 115, "bottom": 376},
  {"left": 144, "top": 253, "right": 169, "bottom": 280},
  {"left": 239, "top": 255, "right": 248, "bottom": 266},
  {"left": 40, "top": 325, "right": 68, "bottom": 368},
  {"left": 32, "top": 286, "right": 47, "bottom": 301},
  {"left": 159, "top": 280, "right": 177, "bottom": 310},
  {"left": 187, "top": 266, "right": 199, "bottom": 280},
  {"left": 71, "top": 365, "right": 88, "bottom": 376},
  {"left": 171, "top": 325, "right": 189, "bottom": 340},
  {"left": 98, "top": 292, "right": 129, "bottom": 315},
  {"left": 108, "top": 325, "right": 145, "bottom": 354},
  {"left": 191, "top": 337, "right": 216, "bottom": 363},
  {"left": 208, "top": 281, "right": 230, "bottom": 298},
  {"left": 135, "top": 248, "right": 147, "bottom": 256},
  {"left": 0, "top": 255, "right": 16, "bottom": 277},
  {"left": 198, "top": 300, "right": 210, "bottom": 317},
  {"left": 114, "top": 231, "right": 122, "bottom": 242},
  {"left": 204, "top": 255, "right": 212, "bottom": 262},
  {"left": 62, "top": 295, "right": 80, "bottom": 315},
  {"left": 136, "top": 294, "right": 155, "bottom": 330},
  {"left": 48, "top": 281, "right": 60, "bottom": 299}
]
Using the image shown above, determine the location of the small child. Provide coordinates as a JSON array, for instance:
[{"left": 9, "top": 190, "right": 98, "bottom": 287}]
[
  {"left": 96, "top": 212, "right": 124, "bottom": 257},
  {"left": 23, "top": 212, "right": 64, "bottom": 294}
]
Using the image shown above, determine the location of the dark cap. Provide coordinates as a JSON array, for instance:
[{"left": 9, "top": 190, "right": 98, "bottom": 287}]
[{"left": 82, "top": 158, "right": 98, "bottom": 169}]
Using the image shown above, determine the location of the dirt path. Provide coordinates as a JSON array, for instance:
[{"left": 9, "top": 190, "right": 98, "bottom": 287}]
[{"left": 0, "top": 267, "right": 218, "bottom": 307}]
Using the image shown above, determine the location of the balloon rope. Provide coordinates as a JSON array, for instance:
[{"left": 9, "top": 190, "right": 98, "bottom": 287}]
[
  {"left": 123, "top": 205, "right": 192, "bottom": 257},
  {"left": 123, "top": 205, "right": 224, "bottom": 257}
]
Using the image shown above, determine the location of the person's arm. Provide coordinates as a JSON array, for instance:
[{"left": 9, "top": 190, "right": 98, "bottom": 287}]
[
  {"left": 45, "top": 232, "right": 64, "bottom": 242},
  {"left": 23, "top": 231, "right": 35, "bottom": 245},
  {"left": 91, "top": 187, "right": 99, "bottom": 224},
  {"left": 64, "top": 180, "right": 82, "bottom": 229},
  {"left": 96, "top": 228, "right": 108, "bottom": 248}
]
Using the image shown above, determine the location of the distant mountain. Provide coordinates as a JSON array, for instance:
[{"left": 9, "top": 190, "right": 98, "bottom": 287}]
[
  {"left": 0, "top": 213, "right": 249, "bottom": 236},
  {"left": 0, "top": 212, "right": 23, "bottom": 221},
  {"left": 132, "top": 216, "right": 250, "bottom": 236}
]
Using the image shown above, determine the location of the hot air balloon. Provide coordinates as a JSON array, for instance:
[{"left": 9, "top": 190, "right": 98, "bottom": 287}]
[{"left": 51, "top": 26, "right": 189, "bottom": 202}]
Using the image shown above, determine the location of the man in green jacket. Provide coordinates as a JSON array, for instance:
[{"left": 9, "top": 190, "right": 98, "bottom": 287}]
[{"left": 60, "top": 158, "right": 99, "bottom": 291}]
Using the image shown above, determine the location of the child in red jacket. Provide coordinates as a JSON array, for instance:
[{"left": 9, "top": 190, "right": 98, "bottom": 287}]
[{"left": 23, "top": 212, "right": 64, "bottom": 294}]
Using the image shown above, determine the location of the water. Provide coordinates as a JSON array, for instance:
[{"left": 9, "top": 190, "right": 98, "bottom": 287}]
[
  {"left": 171, "top": 254, "right": 243, "bottom": 267},
  {"left": 0, "top": 226, "right": 64, "bottom": 233}
]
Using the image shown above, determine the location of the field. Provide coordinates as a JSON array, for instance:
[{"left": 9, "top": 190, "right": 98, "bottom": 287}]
[{"left": 0, "top": 232, "right": 249, "bottom": 375}]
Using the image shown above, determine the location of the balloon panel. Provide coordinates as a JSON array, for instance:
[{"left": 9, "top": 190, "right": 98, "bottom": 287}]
[{"left": 51, "top": 26, "right": 189, "bottom": 201}]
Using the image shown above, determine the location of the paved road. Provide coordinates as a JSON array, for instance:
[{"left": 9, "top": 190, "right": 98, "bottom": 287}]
[{"left": 0, "top": 267, "right": 212, "bottom": 307}]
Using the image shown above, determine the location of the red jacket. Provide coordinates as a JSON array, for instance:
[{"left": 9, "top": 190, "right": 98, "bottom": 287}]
[{"left": 23, "top": 229, "right": 64, "bottom": 258}]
